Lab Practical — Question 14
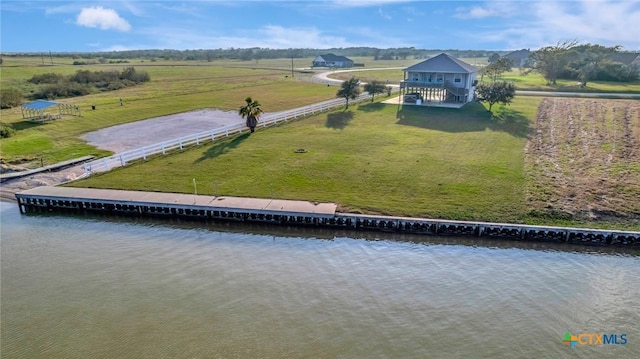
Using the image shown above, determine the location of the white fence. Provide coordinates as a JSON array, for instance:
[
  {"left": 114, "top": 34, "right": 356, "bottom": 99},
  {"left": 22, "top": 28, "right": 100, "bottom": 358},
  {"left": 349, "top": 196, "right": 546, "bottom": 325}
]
[
  {"left": 297, "top": 76, "right": 402, "bottom": 93},
  {"left": 83, "top": 94, "right": 375, "bottom": 175}
]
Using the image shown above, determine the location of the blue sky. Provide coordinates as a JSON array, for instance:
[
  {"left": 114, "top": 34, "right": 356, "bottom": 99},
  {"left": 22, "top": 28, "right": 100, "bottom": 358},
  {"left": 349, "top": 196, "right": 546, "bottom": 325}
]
[{"left": 2, "top": 1, "right": 639, "bottom": 53}]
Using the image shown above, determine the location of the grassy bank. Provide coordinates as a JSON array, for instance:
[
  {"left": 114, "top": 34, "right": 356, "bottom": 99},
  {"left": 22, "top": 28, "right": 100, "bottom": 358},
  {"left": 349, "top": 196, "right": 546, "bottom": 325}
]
[
  {"left": 69, "top": 94, "right": 640, "bottom": 230},
  {"left": 4, "top": 57, "right": 638, "bottom": 229},
  {"left": 71, "top": 98, "right": 534, "bottom": 224}
]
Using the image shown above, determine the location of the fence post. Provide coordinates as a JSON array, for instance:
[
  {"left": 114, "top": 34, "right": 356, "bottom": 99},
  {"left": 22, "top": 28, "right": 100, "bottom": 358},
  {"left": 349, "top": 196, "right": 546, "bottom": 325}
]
[
  {"left": 103, "top": 158, "right": 108, "bottom": 171},
  {"left": 142, "top": 147, "right": 146, "bottom": 160},
  {"left": 119, "top": 155, "right": 126, "bottom": 167},
  {"left": 179, "top": 138, "right": 183, "bottom": 150}
]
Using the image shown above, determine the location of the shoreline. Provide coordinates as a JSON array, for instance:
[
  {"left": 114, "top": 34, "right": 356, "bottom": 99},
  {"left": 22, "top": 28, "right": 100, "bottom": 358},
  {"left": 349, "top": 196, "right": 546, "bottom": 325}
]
[{"left": 13, "top": 186, "right": 640, "bottom": 246}]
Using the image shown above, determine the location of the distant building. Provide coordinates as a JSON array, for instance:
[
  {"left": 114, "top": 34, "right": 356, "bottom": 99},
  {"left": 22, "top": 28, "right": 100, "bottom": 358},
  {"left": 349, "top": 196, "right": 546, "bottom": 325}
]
[
  {"left": 502, "top": 49, "right": 530, "bottom": 68},
  {"left": 400, "top": 53, "right": 478, "bottom": 107},
  {"left": 312, "top": 54, "right": 354, "bottom": 68},
  {"left": 610, "top": 52, "right": 640, "bottom": 66}
]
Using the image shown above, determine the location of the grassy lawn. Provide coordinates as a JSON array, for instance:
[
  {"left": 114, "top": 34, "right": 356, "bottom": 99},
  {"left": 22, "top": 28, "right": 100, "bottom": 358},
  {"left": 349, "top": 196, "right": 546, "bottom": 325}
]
[
  {"left": 71, "top": 97, "right": 535, "bottom": 224},
  {"left": 495, "top": 71, "right": 640, "bottom": 93}
]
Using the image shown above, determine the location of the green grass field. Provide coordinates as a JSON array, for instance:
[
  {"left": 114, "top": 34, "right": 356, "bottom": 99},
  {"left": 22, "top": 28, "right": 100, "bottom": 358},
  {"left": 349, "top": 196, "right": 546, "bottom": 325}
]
[
  {"left": 3, "top": 56, "right": 638, "bottom": 229},
  {"left": 71, "top": 98, "right": 536, "bottom": 224},
  {"left": 0, "top": 57, "right": 338, "bottom": 164}
]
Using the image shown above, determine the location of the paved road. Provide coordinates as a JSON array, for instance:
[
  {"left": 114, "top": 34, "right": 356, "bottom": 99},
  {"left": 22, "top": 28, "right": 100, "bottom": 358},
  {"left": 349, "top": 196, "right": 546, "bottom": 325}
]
[{"left": 313, "top": 68, "right": 640, "bottom": 99}]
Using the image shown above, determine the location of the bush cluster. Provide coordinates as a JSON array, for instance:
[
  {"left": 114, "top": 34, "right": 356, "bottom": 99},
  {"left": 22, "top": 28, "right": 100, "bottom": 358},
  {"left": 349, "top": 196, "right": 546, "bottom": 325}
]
[
  {"left": 27, "top": 67, "right": 150, "bottom": 100},
  {"left": 0, "top": 122, "right": 16, "bottom": 138}
]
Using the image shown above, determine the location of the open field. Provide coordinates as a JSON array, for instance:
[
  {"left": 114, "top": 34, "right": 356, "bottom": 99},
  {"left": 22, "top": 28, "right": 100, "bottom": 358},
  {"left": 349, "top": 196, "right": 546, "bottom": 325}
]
[
  {"left": 0, "top": 57, "right": 339, "bottom": 166},
  {"left": 525, "top": 98, "right": 640, "bottom": 225},
  {"left": 70, "top": 98, "right": 534, "bottom": 224},
  {"left": 3, "top": 57, "right": 639, "bottom": 229},
  {"left": 68, "top": 95, "right": 640, "bottom": 229},
  {"left": 497, "top": 71, "right": 640, "bottom": 93}
]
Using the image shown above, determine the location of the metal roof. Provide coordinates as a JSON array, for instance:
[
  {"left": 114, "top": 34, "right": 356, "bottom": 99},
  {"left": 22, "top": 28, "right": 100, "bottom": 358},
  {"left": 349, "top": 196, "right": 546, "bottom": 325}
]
[
  {"left": 316, "top": 53, "right": 353, "bottom": 62},
  {"left": 21, "top": 100, "right": 60, "bottom": 110},
  {"left": 404, "top": 53, "right": 478, "bottom": 73}
]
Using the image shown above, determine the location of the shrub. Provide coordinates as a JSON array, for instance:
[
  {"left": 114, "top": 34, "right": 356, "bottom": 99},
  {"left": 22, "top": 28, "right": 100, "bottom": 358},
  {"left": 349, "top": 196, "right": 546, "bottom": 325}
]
[
  {"left": 0, "top": 122, "right": 16, "bottom": 138},
  {"left": 0, "top": 88, "right": 23, "bottom": 109},
  {"left": 28, "top": 73, "right": 65, "bottom": 84}
]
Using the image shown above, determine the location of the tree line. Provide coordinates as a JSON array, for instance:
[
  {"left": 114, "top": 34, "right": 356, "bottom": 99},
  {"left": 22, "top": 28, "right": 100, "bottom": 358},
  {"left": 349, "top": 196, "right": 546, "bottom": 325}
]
[
  {"left": 526, "top": 42, "right": 638, "bottom": 86},
  {"left": 2, "top": 47, "right": 495, "bottom": 63}
]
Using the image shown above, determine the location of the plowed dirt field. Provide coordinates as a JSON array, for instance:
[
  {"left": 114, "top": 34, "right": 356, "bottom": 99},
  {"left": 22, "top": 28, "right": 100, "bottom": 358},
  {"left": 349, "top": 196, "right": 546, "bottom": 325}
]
[{"left": 526, "top": 98, "right": 640, "bottom": 221}]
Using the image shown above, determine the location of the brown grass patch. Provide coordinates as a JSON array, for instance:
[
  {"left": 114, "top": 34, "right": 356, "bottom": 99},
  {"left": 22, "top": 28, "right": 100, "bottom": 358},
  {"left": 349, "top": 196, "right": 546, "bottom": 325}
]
[{"left": 525, "top": 98, "right": 640, "bottom": 222}]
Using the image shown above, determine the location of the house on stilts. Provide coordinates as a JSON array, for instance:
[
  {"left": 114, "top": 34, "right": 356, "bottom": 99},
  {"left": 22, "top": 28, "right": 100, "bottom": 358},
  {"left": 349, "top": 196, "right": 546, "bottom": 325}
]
[{"left": 400, "top": 53, "right": 478, "bottom": 108}]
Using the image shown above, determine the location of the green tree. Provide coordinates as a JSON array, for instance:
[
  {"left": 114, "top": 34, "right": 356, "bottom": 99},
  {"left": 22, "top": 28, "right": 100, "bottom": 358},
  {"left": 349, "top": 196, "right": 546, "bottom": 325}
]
[
  {"left": 569, "top": 44, "right": 620, "bottom": 87},
  {"left": 476, "top": 81, "right": 516, "bottom": 112},
  {"left": 238, "top": 97, "right": 263, "bottom": 133},
  {"left": 0, "top": 122, "right": 15, "bottom": 138},
  {"left": 363, "top": 80, "right": 387, "bottom": 102},
  {"left": 336, "top": 77, "right": 361, "bottom": 109},
  {"left": 528, "top": 40, "right": 577, "bottom": 85}
]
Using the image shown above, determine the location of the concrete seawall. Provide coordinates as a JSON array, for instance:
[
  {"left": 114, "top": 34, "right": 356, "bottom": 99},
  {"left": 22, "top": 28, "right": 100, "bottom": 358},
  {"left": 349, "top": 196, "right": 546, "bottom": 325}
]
[{"left": 15, "top": 186, "right": 639, "bottom": 247}]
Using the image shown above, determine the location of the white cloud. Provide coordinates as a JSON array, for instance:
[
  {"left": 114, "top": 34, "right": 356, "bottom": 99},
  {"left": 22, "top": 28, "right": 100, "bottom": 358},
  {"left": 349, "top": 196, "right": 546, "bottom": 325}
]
[
  {"left": 231, "top": 25, "right": 355, "bottom": 49},
  {"left": 530, "top": 0, "right": 640, "bottom": 49},
  {"left": 131, "top": 24, "right": 408, "bottom": 51},
  {"left": 379, "top": 8, "right": 392, "bottom": 20},
  {"left": 454, "top": 2, "right": 515, "bottom": 19},
  {"left": 76, "top": 6, "right": 131, "bottom": 32},
  {"left": 455, "top": 0, "right": 640, "bottom": 51}
]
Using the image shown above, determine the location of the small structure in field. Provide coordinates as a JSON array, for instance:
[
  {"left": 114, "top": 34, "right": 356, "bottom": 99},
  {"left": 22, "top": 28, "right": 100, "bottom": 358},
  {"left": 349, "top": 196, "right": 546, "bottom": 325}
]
[
  {"left": 21, "top": 100, "right": 82, "bottom": 122},
  {"left": 400, "top": 53, "right": 478, "bottom": 108},
  {"left": 312, "top": 54, "right": 354, "bottom": 68}
]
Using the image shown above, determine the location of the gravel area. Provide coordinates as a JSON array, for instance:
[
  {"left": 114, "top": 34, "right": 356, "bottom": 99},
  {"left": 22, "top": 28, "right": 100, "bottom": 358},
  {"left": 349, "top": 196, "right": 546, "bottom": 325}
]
[{"left": 83, "top": 109, "right": 246, "bottom": 152}]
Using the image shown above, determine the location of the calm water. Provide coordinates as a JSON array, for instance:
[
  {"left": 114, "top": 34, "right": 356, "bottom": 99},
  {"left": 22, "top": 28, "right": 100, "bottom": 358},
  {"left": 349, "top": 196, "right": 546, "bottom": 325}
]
[{"left": 1, "top": 201, "right": 638, "bottom": 358}]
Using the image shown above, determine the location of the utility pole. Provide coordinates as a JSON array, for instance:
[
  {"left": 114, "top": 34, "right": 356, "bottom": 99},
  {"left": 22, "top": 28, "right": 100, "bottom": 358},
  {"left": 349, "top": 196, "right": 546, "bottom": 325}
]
[{"left": 291, "top": 56, "right": 294, "bottom": 79}]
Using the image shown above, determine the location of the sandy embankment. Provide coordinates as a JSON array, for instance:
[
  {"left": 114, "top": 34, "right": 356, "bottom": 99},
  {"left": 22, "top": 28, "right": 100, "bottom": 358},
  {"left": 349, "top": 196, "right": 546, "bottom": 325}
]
[{"left": 1, "top": 109, "right": 246, "bottom": 201}]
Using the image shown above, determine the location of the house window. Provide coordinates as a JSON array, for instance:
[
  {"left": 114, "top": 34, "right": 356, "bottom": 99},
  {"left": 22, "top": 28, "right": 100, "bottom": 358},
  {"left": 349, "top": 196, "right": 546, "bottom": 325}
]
[
  {"left": 454, "top": 74, "right": 462, "bottom": 83},
  {"left": 436, "top": 74, "right": 444, "bottom": 82}
]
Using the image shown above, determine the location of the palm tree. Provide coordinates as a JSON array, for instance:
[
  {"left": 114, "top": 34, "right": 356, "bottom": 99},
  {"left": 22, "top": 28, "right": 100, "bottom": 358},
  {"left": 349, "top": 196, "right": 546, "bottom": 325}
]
[{"left": 238, "top": 97, "right": 263, "bottom": 133}]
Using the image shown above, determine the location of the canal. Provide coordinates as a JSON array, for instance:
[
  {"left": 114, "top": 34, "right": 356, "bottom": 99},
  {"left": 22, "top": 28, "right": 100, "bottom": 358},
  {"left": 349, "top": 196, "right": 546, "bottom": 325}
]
[{"left": 1, "top": 201, "right": 638, "bottom": 358}]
